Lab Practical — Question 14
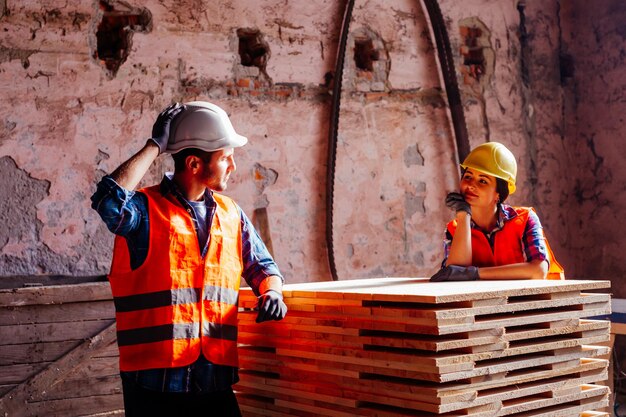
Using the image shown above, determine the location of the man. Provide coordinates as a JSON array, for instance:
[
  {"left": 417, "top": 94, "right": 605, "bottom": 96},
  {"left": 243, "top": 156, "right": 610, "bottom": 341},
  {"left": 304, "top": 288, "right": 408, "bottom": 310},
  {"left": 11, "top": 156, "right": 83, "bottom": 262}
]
[{"left": 91, "top": 101, "right": 287, "bottom": 417}]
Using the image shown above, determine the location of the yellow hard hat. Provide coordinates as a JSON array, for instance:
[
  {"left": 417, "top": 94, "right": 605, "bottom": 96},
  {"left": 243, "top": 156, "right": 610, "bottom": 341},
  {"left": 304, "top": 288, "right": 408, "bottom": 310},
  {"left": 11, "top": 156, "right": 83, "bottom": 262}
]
[{"left": 460, "top": 142, "right": 517, "bottom": 194}]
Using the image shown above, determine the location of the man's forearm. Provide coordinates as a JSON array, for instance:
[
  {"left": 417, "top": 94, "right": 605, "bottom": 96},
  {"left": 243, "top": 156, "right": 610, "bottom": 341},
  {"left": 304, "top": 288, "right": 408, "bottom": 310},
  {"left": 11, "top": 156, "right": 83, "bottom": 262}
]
[
  {"left": 110, "top": 141, "right": 160, "bottom": 191},
  {"left": 259, "top": 275, "right": 283, "bottom": 294}
]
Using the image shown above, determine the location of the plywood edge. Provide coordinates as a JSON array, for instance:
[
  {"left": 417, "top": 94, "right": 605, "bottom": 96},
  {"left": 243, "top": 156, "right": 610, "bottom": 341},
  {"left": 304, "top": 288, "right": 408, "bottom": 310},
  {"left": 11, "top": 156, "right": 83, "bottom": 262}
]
[{"left": 243, "top": 279, "right": 610, "bottom": 305}]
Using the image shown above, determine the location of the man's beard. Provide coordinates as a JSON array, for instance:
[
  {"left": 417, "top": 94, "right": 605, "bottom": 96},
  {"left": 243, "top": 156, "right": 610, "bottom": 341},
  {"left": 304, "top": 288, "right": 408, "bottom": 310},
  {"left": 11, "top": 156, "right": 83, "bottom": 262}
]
[
  {"left": 200, "top": 164, "right": 228, "bottom": 192},
  {"left": 212, "top": 180, "right": 227, "bottom": 192}
]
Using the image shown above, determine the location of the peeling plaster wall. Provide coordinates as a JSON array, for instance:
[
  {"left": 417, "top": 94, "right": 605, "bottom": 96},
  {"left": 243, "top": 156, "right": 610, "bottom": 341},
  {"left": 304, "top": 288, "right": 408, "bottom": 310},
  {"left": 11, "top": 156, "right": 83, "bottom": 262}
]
[
  {"left": 332, "top": 0, "right": 457, "bottom": 279},
  {"left": 444, "top": 0, "right": 575, "bottom": 277},
  {"left": 438, "top": 1, "right": 626, "bottom": 297},
  {"left": 559, "top": 0, "right": 626, "bottom": 296},
  {"left": 0, "top": 0, "right": 341, "bottom": 281},
  {"left": 0, "top": 1, "right": 624, "bottom": 288},
  {"left": 437, "top": 0, "right": 570, "bottom": 273}
]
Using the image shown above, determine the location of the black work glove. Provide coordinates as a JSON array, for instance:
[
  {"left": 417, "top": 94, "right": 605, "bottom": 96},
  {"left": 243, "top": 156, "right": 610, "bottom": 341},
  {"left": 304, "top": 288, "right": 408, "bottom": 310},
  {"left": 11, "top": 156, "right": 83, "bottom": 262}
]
[
  {"left": 445, "top": 192, "right": 471, "bottom": 216},
  {"left": 430, "top": 265, "right": 480, "bottom": 282},
  {"left": 256, "top": 290, "right": 287, "bottom": 323},
  {"left": 148, "top": 103, "right": 185, "bottom": 153}
]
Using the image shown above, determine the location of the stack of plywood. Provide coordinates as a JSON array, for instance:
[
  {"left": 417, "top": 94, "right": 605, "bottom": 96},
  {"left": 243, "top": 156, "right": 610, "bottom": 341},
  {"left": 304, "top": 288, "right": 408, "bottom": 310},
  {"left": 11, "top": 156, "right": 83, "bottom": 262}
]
[{"left": 235, "top": 278, "right": 611, "bottom": 417}]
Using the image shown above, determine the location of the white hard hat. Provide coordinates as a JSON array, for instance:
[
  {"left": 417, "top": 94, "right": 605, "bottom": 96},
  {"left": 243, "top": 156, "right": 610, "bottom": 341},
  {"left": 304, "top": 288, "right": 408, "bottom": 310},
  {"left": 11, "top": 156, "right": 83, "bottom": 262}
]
[{"left": 166, "top": 101, "right": 248, "bottom": 154}]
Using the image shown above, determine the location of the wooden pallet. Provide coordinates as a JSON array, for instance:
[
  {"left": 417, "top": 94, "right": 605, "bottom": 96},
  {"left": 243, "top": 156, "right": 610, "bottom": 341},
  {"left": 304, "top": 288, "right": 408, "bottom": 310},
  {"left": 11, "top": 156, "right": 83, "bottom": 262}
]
[
  {"left": 236, "top": 384, "right": 608, "bottom": 417},
  {"left": 0, "top": 282, "right": 123, "bottom": 417},
  {"left": 236, "top": 278, "right": 611, "bottom": 416}
]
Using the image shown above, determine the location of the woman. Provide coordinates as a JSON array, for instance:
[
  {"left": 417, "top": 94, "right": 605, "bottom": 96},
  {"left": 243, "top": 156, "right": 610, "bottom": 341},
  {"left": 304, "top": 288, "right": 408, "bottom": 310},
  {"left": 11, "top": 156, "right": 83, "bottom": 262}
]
[{"left": 431, "top": 142, "right": 564, "bottom": 282}]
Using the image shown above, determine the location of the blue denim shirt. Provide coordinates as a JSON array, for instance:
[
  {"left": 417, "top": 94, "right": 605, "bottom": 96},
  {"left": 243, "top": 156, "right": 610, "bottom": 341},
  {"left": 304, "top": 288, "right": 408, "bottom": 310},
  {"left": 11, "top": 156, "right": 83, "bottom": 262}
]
[{"left": 91, "top": 174, "right": 282, "bottom": 393}]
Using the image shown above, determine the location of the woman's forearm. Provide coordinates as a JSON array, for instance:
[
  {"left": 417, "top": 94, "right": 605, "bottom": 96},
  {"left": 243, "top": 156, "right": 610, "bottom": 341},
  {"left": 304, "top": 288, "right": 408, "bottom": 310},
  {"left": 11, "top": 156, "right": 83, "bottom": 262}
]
[
  {"left": 478, "top": 259, "right": 548, "bottom": 280},
  {"left": 446, "top": 212, "right": 473, "bottom": 266}
]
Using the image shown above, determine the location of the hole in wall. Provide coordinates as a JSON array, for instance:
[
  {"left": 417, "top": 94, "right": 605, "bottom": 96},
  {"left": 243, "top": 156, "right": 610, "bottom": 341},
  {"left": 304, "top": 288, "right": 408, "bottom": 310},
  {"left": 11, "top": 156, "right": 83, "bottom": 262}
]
[
  {"left": 323, "top": 71, "right": 333, "bottom": 88},
  {"left": 93, "top": 1, "right": 151, "bottom": 78},
  {"left": 347, "top": 27, "right": 389, "bottom": 93},
  {"left": 354, "top": 37, "right": 379, "bottom": 72},
  {"left": 460, "top": 26, "right": 486, "bottom": 81},
  {"left": 237, "top": 28, "right": 270, "bottom": 71},
  {"left": 458, "top": 18, "right": 494, "bottom": 91},
  {"left": 559, "top": 52, "right": 575, "bottom": 85}
]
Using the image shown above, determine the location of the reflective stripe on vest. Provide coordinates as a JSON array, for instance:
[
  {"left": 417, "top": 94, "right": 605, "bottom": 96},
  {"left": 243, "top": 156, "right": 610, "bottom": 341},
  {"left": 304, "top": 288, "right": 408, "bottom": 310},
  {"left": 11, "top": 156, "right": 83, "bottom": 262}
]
[
  {"left": 108, "top": 185, "right": 243, "bottom": 371},
  {"left": 447, "top": 206, "right": 564, "bottom": 280}
]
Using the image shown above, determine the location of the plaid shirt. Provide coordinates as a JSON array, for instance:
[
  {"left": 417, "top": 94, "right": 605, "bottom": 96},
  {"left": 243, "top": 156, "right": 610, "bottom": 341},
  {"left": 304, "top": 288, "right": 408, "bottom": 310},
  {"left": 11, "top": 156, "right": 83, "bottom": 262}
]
[
  {"left": 442, "top": 204, "right": 549, "bottom": 267},
  {"left": 91, "top": 174, "right": 282, "bottom": 393}
]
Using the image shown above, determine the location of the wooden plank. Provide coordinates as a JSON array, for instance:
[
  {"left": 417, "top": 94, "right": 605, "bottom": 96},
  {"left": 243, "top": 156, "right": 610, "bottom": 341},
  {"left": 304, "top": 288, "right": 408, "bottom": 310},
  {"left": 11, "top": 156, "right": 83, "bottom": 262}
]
[
  {"left": 441, "top": 373, "right": 608, "bottom": 413},
  {"left": 92, "top": 342, "right": 120, "bottom": 359},
  {"left": 354, "top": 383, "right": 607, "bottom": 415},
  {"left": 357, "top": 395, "right": 609, "bottom": 417},
  {"left": 279, "top": 293, "right": 609, "bottom": 320},
  {"left": 0, "top": 385, "right": 16, "bottom": 398},
  {"left": 237, "top": 356, "right": 607, "bottom": 406},
  {"left": 239, "top": 324, "right": 609, "bottom": 361},
  {"left": 0, "top": 319, "right": 115, "bottom": 346},
  {"left": 23, "top": 394, "right": 123, "bottom": 417},
  {"left": 237, "top": 392, "right": 323, "bottom": 417},
  {"left": 0, "top": 322, "right": 116, "bottom": 416},
  {"left": 240, "top": 290, "right": 610, "bottom": 322},
  {"left": 236, "top": 383, "right": 608, "bottom": 417},
  {"left": 0, "top": 340, "right": 81, "bottom": 365},
  {"left": 239, "top": 303, "right": 611, "bottom": 336},
  {"left": 0, "top": 363, "right": 49, "bottom": 385},
  {"left": 0, "top": 300, "right": 115, "bottom": 325},
  {"left": 81, "top": 411, "right": 125, "bottom": 417},
  {"left": 246, "top": 345, "right": 608, "bottom": 383},
  {"left": 237, "top": 366, "right": 607, "bottom": 413},
  {"left": 437, "top": 358, "right": 607, "bottom": 394},
  {"left": 438, "top": 302, "right": 610, "bottom": 334},
  {"left": 35, "top": 374, "right": 121, "bottom": 401},
  {"left": 238, "top": 331, "right": 608, "bottom": 372},
  {"left": 242, "top": 319, "right": 609, "bottom": 353},
  {"left": 240, "top": 350, "right": 608, "bottom": 387},
  {"left": 494, "top": 385, "right": 608, "bottom": 416},
  {"left": 504, "top": 319, "right": 609, "bottom": 342},
  {"left": 241, "top": 294, "right": 610, "bottom": 334},
  {"left": 438, "top": 346, "right": 608, "bottom": 383},
  {"left": 61, "top": 356, "right": 120, "bottom": 381},
  {"left": 0, "top": 282, "right": 112, "bottom": 307},
  {"left": 241, "top": 278, "right": 611, "bottom": 304}
]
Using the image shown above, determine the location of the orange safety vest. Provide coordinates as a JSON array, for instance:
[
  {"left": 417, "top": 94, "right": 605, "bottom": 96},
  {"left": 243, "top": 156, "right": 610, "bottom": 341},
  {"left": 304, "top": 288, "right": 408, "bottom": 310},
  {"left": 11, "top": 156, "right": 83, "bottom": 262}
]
[
  {"left": 447, "top": 207, "right": 564, "bottom": 280},
  {"left": 108, "top": 185, "right": 243, "bottom": 371}
]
